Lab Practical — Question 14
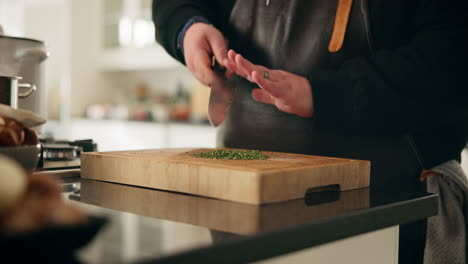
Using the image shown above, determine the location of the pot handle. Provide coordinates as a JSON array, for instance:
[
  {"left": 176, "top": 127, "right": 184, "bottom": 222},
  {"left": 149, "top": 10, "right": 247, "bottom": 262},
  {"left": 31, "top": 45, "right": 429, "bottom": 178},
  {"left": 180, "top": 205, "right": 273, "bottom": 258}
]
[
  {"left": 15, "top": 47, "right": 49, "bottom": 62},
  {"left": 18, "top": 83, "right": 36, "bottom": 98}
]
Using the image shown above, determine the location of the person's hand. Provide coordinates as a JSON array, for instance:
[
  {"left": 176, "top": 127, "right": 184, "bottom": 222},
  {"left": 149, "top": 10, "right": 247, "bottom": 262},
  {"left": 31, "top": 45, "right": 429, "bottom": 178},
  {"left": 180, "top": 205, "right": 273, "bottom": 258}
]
[
  {"left": 223, "top": 50, "right": 314, "bottom": 118},
  {"left": 183, "top": 23, "right": 230, "bottom": 86}
]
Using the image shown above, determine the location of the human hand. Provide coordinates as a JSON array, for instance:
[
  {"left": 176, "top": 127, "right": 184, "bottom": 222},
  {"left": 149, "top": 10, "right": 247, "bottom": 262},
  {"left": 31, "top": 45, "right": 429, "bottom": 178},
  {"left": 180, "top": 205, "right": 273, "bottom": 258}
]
[
  {"left": 183, "top": 23, "right": 230, "bottom": 86},
  {"left": 223, "top": 50, "right": 314, "bottom": 118}
]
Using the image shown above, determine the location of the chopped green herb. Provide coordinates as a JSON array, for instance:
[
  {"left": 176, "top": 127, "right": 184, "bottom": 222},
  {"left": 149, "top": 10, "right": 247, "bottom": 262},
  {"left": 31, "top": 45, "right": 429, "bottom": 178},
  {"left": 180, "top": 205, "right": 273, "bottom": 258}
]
[{"left": 192, "top": 149, "right": 269, "bottom": 160}]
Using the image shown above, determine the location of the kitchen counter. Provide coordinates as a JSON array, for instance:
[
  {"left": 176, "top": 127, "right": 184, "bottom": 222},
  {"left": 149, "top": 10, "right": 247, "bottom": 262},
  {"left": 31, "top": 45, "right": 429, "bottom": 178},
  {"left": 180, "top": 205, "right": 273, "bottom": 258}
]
[{"left": 62, "top": 178, "right": 437, "bottom": 264}]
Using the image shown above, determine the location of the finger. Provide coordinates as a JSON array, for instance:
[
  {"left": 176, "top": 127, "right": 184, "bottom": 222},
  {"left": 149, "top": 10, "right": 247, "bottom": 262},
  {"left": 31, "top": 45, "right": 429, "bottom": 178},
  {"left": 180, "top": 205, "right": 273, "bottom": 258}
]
[
  {"left": 223, "top": 56, "right": 251, "bottom": 80},
  {"left": 252, "top": 71, "right": 285, "bottom": 98},
  {"left": 235, "top": 54, "right": 278, "bottom": 83},
  {"left": 231, "top": 51, "right": 282, "bottom": 81},
  {"left": 276, "top": 103, "right": 295, "bottom": 115},
  {"left": 252, "top": 89, "right": 275, "bottom": 105},
  {"left": 227, "top": 49, "right": 249, "bottom": 78},
  {"left": 223, "top": 58, "right": 238, "bottom": 74},
  {"left": 208, "top": 34, "right": 228, "bottom": 66},
  {"left": 234, "top": 53, "right": 273, "bottom": 80},
  {"left": 228, "top": 49, "right": 237, "bottom": 63},
  {"left": 222, "top": 59, "right": 235, "bottom": 78},
  {"left": 234, "top": 54, "right": 256, "bottom": 78},
  {"left": 225, "top": 51, "right": 246, "bottom": 78},
  {"left": 194, "top": 53, "right": 215, "bottom": 86},
  {"left": 196, "top": 68, "right": 214, "bottom": 86}
]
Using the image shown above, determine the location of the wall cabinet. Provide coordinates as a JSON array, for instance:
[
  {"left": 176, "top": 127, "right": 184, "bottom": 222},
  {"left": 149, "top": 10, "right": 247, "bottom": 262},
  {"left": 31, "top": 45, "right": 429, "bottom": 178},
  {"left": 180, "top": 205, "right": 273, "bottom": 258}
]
[{"left": 100, "top": 0, "right": 179, "bottom": 70}]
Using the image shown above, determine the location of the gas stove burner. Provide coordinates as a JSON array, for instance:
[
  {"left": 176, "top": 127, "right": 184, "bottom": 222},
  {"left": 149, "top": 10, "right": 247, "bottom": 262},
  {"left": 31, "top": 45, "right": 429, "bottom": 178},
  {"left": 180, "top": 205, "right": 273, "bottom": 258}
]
[
  {"left": 40, "top": 138, "right": 97, "bottom": 152},
  {"left": 37, "top": 138, "right": 98, "bottom": 170},
  {"left": 43, "top": 144, "right": 82, "bottom": 161}
]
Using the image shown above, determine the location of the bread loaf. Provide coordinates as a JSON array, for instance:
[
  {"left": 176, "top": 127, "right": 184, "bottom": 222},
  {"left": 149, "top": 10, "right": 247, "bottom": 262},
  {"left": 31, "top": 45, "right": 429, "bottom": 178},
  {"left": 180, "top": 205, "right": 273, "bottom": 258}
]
[
  {"left": 0, "top": 117, "right": 25, "bottom": 146},
  {"left": 23, "top": 127, "right": 39, "bottom": 146}
]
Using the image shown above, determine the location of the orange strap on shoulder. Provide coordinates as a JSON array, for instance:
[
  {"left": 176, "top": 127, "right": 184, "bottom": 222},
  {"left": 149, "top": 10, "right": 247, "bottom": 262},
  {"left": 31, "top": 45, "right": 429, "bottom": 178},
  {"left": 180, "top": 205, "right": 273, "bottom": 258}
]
[
  {"left": 419, "top": 169, "right": 442, "bottom": 182},
  {"left": 328, "top": 0, "right": 353, "bottom": 53}
]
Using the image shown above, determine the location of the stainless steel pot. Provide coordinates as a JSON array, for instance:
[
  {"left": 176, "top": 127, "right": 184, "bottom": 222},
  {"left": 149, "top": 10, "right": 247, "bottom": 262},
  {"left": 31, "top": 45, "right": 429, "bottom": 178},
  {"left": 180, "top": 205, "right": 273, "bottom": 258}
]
[
  {"left": 0, "top": 76, "right": 36, "bottom": 109},
  {"left": 0, "top": 25, "right": 48, "bottom": 115}
]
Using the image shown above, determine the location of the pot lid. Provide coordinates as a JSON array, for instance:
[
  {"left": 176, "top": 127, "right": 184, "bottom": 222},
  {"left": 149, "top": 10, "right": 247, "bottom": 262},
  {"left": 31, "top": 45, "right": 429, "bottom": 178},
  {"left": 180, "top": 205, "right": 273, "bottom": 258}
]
[{"left": 0, "top": 24, "right": 45, "bottom": 44}]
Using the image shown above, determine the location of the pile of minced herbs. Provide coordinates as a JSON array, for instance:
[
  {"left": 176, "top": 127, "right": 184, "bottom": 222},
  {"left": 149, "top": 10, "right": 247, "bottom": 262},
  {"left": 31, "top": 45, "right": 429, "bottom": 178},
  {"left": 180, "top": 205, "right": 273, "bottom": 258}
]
[{"left": 192, "top": 149, "right": 269, "bottom": 160}]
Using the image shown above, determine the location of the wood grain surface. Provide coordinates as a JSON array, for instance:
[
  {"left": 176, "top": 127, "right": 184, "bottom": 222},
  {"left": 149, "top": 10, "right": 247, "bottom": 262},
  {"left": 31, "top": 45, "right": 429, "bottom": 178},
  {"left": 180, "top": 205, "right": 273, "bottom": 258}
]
[{"left": 81, "top": 148, "right": 370, "bottom": 204}]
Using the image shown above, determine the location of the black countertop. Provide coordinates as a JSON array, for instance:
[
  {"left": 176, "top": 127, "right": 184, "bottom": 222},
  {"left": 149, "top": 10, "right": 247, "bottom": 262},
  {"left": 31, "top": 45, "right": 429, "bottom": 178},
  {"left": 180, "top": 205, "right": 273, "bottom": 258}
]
[{"left": 61, "top": 179, "right": 437, "bottom": 264}]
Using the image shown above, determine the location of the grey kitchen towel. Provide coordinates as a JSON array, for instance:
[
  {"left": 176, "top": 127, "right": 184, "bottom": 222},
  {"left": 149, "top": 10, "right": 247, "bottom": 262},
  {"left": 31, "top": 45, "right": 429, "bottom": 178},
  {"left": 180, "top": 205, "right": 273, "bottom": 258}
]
[{"left": 425, "top": 160, "right": 468, "bottom": 264}]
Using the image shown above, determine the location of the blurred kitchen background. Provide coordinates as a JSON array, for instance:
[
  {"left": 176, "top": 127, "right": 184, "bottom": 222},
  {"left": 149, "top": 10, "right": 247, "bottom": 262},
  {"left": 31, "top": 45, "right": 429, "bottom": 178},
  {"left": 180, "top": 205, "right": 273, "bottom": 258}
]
[
  {"left": 0, "top": 0, "right": 216, "bottom": 151},
  {"left": 0, "top": 0, "right": 466, "bottom": 172}
]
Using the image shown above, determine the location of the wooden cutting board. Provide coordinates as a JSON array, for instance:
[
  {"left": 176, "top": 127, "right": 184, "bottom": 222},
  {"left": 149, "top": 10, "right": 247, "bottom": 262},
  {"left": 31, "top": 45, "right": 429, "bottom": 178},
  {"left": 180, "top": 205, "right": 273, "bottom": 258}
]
[{"left": 81, "top": 148, "right": 370, "bottom": 204}]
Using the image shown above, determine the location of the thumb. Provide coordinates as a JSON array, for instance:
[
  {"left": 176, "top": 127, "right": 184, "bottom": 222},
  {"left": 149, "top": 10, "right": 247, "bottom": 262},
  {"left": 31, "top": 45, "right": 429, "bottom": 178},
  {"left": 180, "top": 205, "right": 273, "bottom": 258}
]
[{"left": 208, "top": 32, "right": 228, "bottom": 66}]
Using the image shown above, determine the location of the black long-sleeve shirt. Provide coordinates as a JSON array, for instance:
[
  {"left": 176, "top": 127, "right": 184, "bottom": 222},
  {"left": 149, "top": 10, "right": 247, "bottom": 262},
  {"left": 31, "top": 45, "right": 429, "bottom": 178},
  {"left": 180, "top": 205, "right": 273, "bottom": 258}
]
[{"left": 153, "top": 0, "right": 468, "bottom": 169}]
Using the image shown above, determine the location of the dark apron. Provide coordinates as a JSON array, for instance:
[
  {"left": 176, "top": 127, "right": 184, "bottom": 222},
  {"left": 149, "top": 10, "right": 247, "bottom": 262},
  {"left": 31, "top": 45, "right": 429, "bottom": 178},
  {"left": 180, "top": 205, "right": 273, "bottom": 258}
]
[
  {"left": 217, "top": 0, "right": 425, "bottom": 196},
  {"left": 216, "top": 1, "right": 427, "bottom": 262}
]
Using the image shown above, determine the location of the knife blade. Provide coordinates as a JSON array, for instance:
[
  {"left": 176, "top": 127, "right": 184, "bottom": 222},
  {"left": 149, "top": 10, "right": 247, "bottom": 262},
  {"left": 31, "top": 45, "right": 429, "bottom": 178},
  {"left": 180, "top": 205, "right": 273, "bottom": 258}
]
[{"left": 208, "top": 57, "right": 236, "bottom": 127}]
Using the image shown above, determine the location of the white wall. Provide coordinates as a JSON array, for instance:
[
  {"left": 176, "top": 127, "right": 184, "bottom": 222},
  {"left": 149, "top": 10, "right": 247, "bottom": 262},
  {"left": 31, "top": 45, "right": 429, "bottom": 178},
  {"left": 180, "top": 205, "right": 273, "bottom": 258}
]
[
  {"left": 23, "top": 0, "right": 71, "bottom": 120},
  {"left": 70, "top": 0, "right": 109, "bottom": 117},
  {"left": 0, "top": 0, "right": 25, "bottom": 36}
]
